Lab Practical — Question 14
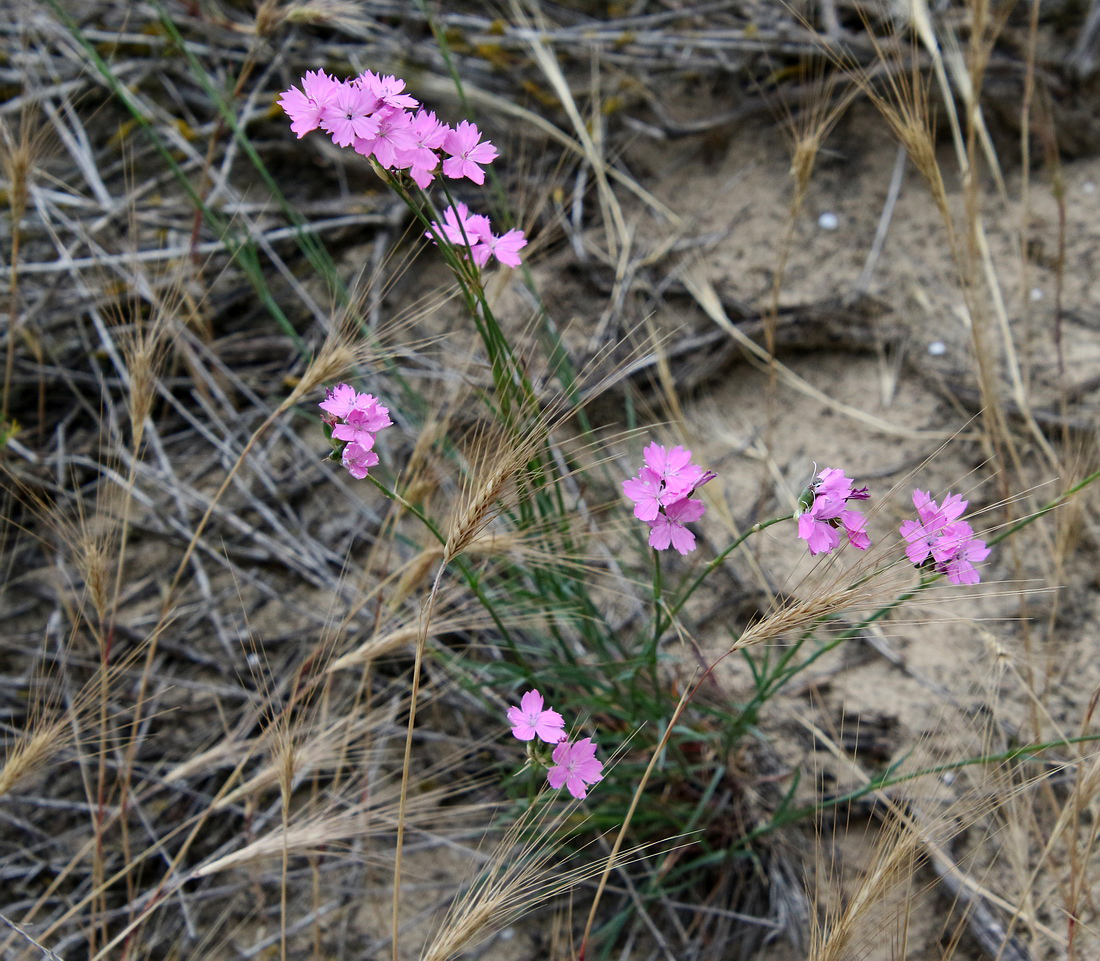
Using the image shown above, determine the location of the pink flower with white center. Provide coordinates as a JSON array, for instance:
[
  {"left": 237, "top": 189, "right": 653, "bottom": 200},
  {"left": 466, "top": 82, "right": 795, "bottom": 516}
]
[
  {"left": 332, "top": 407, "right": 382, "bottom": 449},
  {"left": 507, "top": 690, "right": 567, "bottom": 744},
  {"left": 320, "top": 81, "right": 380, "bottom": 148},
  {"left": 899, "top": 489, "right": 968, "bottom": 565},
  {"left": 353, "top": 107, "right": 416, "bottom": 168},
  {"left": 796, "top": 467, "right": 871, "bottom": 556},
  {"left": 648, "top": 496, "right": 707, "bottom": 554},
  {"left": 442, "top": 120, "right": 499, "bottom": 185},
  {"left": 278, "top": 69, "right": 341, "bottom": 138},
  {"left": 396, "top": 110, "right": 448, "bottom": 186},
  {"left": 470, "top": 227, "right": 529, "bottom": 268},
  {"left": 356, "top": 70, "right": 419, "bottom": 112},
  {"left": 341, "top": 442, "right": 379, "bottom": 480},
  {"left": 547, "top": 738, "right": 604, "bottom": 800}
]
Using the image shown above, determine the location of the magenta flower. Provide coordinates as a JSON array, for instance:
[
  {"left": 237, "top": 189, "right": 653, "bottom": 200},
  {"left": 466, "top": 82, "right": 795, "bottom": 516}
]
[
  {"left": 442, "top": 120, "right": 499, "bottom": 185},
  {"left": 320, "top": 81, "right": 381, "bottom": 148},
  {"left": 797, "top": 467, "right": 871, "bottom": 556},
  {"left": 507, "top": 689, "right": 567, "bottom": 744},
  {"left": 648, "top": 497, "right": 706, "bottom": 554},
  {"left": 547, "top": 738, "right": 604, "bottom": 799},
  {"left": 278, "top": 69, "right": 340, "bottom": 138},
  {"left": 427, "top": 202, "right": 491, "bottom": 249},
  {"left": 320, "top": 384, "right": 392, "bottom": 480},
  {"left": 931, "top": 520, "right": 991, "bottom": 585},
  {"left": 332, "top": 408, "right": 381, "bottom": 449},
  {"left": 623, "top": 443, "right": 714, "bottom": 553},
  {"left": 342, "top": 442, "right": 379, "bottom": 480},
  {"left": 900, "top": 489, "right": 990, "bottom": 584},
  {"left": 899, "top": 490, "right": 968, "bottom": 565}
]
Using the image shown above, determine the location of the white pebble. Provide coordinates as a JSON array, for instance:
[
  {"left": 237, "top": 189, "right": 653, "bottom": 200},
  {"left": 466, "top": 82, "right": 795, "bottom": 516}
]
[
  {"left": 818, "top": 212, "right": 839, "bottom": 230},
  {"left": 942, "top": 771, "right": 956, "bottom": 785},
  {"left": 1030, "top": 287, "right": 1043, "bottom": 302},
  {"left": 928, "top": 340, "right": 946, "bottom": 356},
  {"left": 1084, "top": 181, "right": 1096, "bottom": 195}
]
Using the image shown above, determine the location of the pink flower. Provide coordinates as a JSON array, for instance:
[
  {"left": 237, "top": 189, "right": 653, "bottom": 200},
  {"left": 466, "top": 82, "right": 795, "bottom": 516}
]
[
  {"left": 470, "top": 226, "right": 528, "bottom": 268},
  {"left": 278, "top": 70, "right": 340, "bottom": 138},
  {"left": 332, "top": 407, "right": 382, "bottom": 449},
  {"left": 899, "top": 488, "right": 990, "bottom": 584},
  {"left": 507, "top": 689, "right": 566, "bottom": 743},
  {"left": 396, "top": 109, "right": 448, "bottom": 187},
  {"left": 341, "top": 442, "right": 379, "bottom": 480},
  {"left": 547, "top": 738, "right": 604, "bottom": 799},
  {"left": 320, "top": 81, "right": 380, "bottom": 148},
  {"left": 354, "top": 106, "right": 416, "bottom": 168},
  {"left": 623, "top": 442, "right": 714, "bottom": 553},
  {"left": 932, "top": 520, "right": 991, "bottom": 585},
  {"left": 622, "top": 467, "right": 665, "bottom": 522},
  {"left": 427, "top": 202, "right": 491, "bottom": 250},
  {"left": 797, "top": 467, "right": 871, "bottom": 556},
  {"left": 319, "top": 383, "right": 363, "bottom": 420},
  {"left": 356, "top": 70, "right": 419, "bottom": 112},
  {"left": 899, "top": 490, "right": 968, "bottom": 565},
  {"left": 442, "top": 120, "right": 499, "bottom": 185},
  {"left": 648, "top": 497, "right": 706, "bottom": 554}
]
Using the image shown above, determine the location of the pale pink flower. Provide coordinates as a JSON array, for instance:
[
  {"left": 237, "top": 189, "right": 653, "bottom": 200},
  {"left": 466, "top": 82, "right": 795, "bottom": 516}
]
[
  {"left": 354, "top": 107, "right": 416, "bottom": 168},
  {"left": 547, "top": 738, "right": 604, "bottom": 799},
  {"left": 278, "top": 70, "right": 340, "bottom": 138},
  {"left": 320, "top": 81, "right": 380, "bottom": 148},
  {"left": 341, "top": 442, "right": 379, "bottom": 480},
  {"left": 643, "top": 443, "right": 711, "bottom": 497},
  {"left": 648, "top": 496, "right": 706, "bottom": 554},
  {"left": 507, "top": 689, "right": 566, "bottom": 743},
  {"left": 442, "top": 120, "right": 499, "bottom": 185}
]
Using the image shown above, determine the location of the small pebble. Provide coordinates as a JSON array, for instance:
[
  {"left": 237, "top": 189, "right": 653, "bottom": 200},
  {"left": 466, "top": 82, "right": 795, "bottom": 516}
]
[
  {"left": 928, "top": 340, "right": 946, "bottom": 356},
  {"left": 818, "top": 212, "right": 839, "bottom": 230},
  {"left": 1030, "top": 287, "right": 1043, "bottom": 302},
  {"left": 942, "top": 771, "right": 956, "bottom": 786},
  {"left": 1084, "top": 181, "right": 1096, "bottom": 195}
]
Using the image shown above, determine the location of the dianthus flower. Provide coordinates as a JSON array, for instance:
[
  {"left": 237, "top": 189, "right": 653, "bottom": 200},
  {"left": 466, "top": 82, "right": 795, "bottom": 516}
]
[
  {"left": 319, "top": 384, "right": 391, "bottom": 480},
  {"left": 796, "top": 467, "right": 871, "bottom": 556},
  {"left": 320, "top": 80, "right": 380, "bottom": 148},
  {"left": 547, "top": 737, "right": 604, "bottom": 800},
  {"left": 899, "top": 489, "right": 990, "bottom": 585},
  {"left": 507, "top": 689, "right": 567, "bottom": 744},
  {"left": 623, "top": 443, "right": 714, "bottom": 553},
  {"left": 278, "top": 69, "right": 340, "bottom": 138},
  {"left": 442, "top": 120, "right": 499, "bottom": 185}
]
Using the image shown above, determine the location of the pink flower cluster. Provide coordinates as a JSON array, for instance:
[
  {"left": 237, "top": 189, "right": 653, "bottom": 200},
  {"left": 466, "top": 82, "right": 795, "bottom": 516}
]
[
  {"left": 899, "top": 490, "right": 990, "bottom": 585},
  {"left": 507, "top": 689, "right": 604, "bottom": 800},
  {"left": 319, "top": 383, "right": 392, "bottom": 479},
  {"left": 796, "top": 467, "right": 871, "bottom": 556},
  {"left": 622, "top": 443, "right": 716, "bottom": 555},
  {"left": 426, "top": 201, "right": 527, "bottom": 268},
  {"left": 278, "top": 69, "right": 526, "bottom": 268}
]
